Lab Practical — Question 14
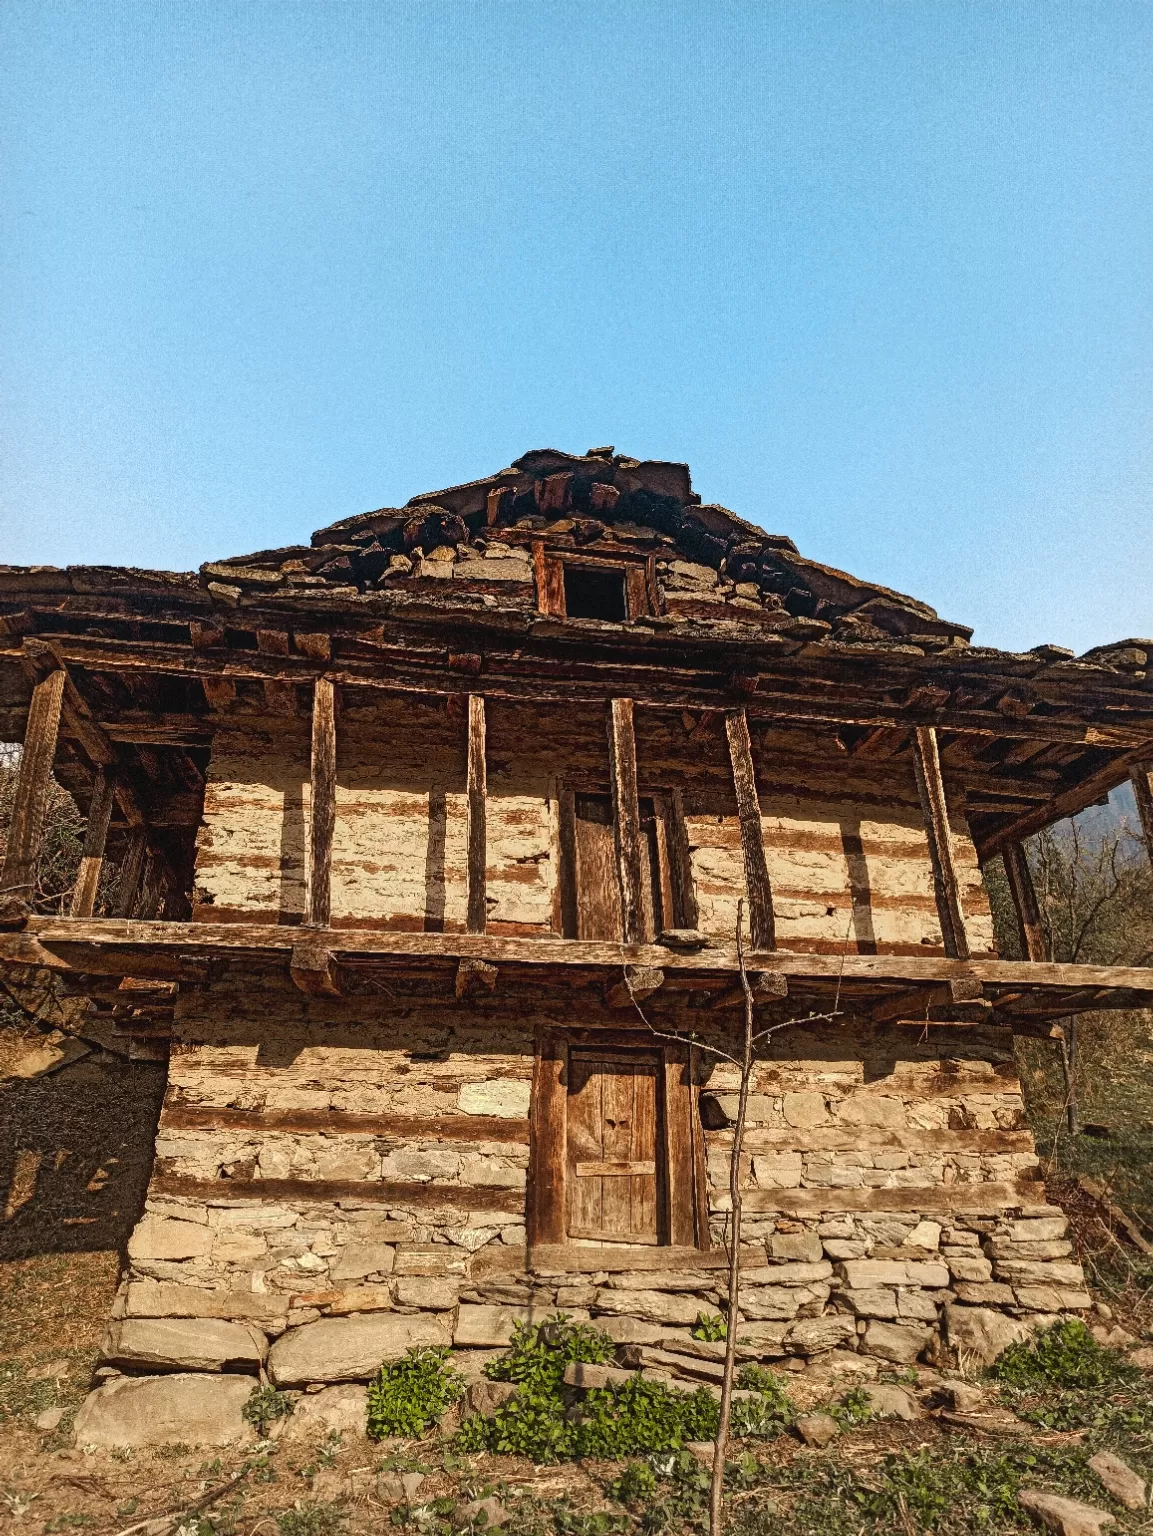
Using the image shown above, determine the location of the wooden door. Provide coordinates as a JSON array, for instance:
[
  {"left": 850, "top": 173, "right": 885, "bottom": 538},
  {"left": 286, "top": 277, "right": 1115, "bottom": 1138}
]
[
  {"left": 569, "top": 793, "right": 665, "bottom": 941},
  {"left": 565, "top": 1048, "right": 665, "bottom": 1244}
]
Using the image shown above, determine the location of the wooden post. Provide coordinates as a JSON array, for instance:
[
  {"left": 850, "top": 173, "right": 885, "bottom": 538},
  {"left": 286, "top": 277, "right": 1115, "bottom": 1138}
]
[
  {"left": 113, "top": 827, "right": 147, "bottom": 917},
  {"left": 0, "top": 668, "right": 66, "bottom": 904},
  {"left": 724, "top": 708, "right": 775, "bottom": 952},
  {"left": 466, "top": 694, "right": 487, "bottom": 935},
  {"left": 70, "top": 769, "right": 115, "bottom": 918},
  {"left": 607, "top": 698, "right": 644, "bottom": 944},
  {"left": 1002, "top": 840, "right": 1046, "bottom": 961},
  {"left": 306, "top": 677, "right": 337, "bottom": 928},
  {"left": 1131, "top": 762, "right": 1153, "bottom": 868},
  {"left": 911, "top": 725, "right": 970, "bottom": 960}
]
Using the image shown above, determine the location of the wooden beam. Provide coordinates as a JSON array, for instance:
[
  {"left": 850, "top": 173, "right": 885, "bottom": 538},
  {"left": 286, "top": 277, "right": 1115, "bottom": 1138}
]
[
  {"left": 1130, "top": 762, "right": 1153, "bottom": 871},
  {"left": 911, "top": 725, "right": 970, "bottom": 960},
  {"left": 466, "top": 694, "right": 487, "bottom": 934},
  {"left": 456, "top": 955, "right": 498, "bottom": 998},
  {"left": 290, "top": 936, "right": 342, "bottom": 997},
  {"left": 605, "top": 964, "right": 665, "bottom": 1009},
  {"left": 1002, "top": 841, "right": 1046, "bottom": 961},
  {"left": 112, "top": 827, "right": 147, "bottom": 918},
  {"left": 306, "top": 677, "right": 337, "bottom": 928},
  {"left": 70, "top": 769, "right": 115, "bottom": 918},
  {"left": 607, "top": 697, "right": 645, "bottom": 943},
  {"left": 0, "top": 667, "right": 65, "bottom": 904},
  {"left": 724, "top": 707, "right": 775, "bottom": 951},
  {"left": 664, "top": 787, "right": 699, "bottom": 931}
]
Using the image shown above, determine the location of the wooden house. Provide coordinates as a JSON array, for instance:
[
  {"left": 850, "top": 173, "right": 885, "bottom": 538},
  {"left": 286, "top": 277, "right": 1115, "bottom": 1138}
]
[{"left": 3, "top": 446, "right": 1153, "bottom": 1429}]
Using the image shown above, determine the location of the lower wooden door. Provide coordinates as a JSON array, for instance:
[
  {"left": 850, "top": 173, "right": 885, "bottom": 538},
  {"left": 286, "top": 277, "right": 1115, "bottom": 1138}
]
[{"left": 565, "top": 1047, "right": 667, "bottom": 1244}]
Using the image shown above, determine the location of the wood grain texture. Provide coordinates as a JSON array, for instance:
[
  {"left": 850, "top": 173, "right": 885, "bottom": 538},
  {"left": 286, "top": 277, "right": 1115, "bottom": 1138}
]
[
  {"left": 911, "top": 725, "right": 970, "bottom": 960},
  {"left": 307, "top": 677, "right": 337, "bottom": 927},
  {"left": 724, "top": 707, "right": 775, "bottom": 951},
  {"left": 112, "top": 827, "right": 147, "bottom": 918},
  {"left": 527, "top": 1028, "right": 568, "bottom": 1246},
  {"left": 1002, "top": 841, "right": 1046, "bottom": 962},
  {"left": 151, "top": 1173, "right": 524, "bottom": 1211},
  {"left": 466, "top": 694, "right": 488, "bottom": 934},
  {"left": 607, "top": 698, "right": 645, "bottom": 944},
  {"left": 729, "top": 1181, "right": 1037, "bottom": 1215},
  {"left": 567, "top": 1048, "right": 662, "bottom": 1243},
  {"left": 1130, "top": 762, "right": 1153, "bottom": 869},
  {"left": 290, "top": 937, "right": 342, "bottom": 997},
  {"left": 664, "top": 786, "right": 699, "bottom": 931},
  {"left": 0, "top": 666, "right": 65, "bottom": 901},
  {"left": 161, "top": 1104, "right": 531, "bottom": 1142},
  {"left": 70, "top": 767, "right": 115, "bottom": 918},
  {"left": 663, "top": 1043, "right": 702, "bottom": 1249}
]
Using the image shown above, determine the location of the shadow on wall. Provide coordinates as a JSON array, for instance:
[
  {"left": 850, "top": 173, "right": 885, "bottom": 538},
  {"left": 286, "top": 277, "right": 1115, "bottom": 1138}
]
[{"left": 0, "top": 1054, "right": 167, "bottom": 1261}]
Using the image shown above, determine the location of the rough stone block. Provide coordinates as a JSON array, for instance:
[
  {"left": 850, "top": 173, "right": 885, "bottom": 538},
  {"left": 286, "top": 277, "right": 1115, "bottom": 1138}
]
[
  {"left": 283, "top": 1384, "right": 369, "bottom": 1441},
  {"left": 212, "top": 1233, "right": 268, "bottom": 1264},
  {"left": 904, "top": 1221, "right": 942, "bottom": 1250},
  {"left": 101, "top": 1318, "right": 266, "bottom": 1373},
  {"left": 944, "top": 1305, "right": 1032, "bottom": 1367},
  {"left": 994, "top": 1261, "right": 1085, "bottom": 1286},
  {"left": 330, "top": 1244, "right": 396, "bottom": 1284},
  {"left": 394, "top": 1277, "right": 459, "bottom": 1310},
  {"left": 454, "top": 1303, "right": 587, "bottom": 1347},
  {"left": 861, "top": 1320, "right": 929, "bottom": 1364},
  {"left": 123, "top": 1281, "right": 288, "bottom": 1325},
  {"left": 786, "top": 1316, "right": 857, "bottom": 1355},
  {"left": 1018, "top": 1489, "right": 1114, "bottom": 1536},
  {"left": 782, "top": 1092, "right": 828, "bottom": 1128},
  {"left": 737, "top": 1287, "right": 803, "bottom": 1321},
  {"left": 823, "top": 1239, "right": 869, "bottom": 1260},
  {"left": 593, "top": 1289, "right": 704, "bottom": 1326},
  {"left": 953, "top": 1281, "right": 1016, "bottom": 1306},
  {"left": 840, "top": 1288, "right": 898, "bottom": 1319},
  {"left": 380, "top": 1148, "right": 460, "bottom": 1181},
  {"left": 1087, "top": 1450, "right": 1147, "bottom": 1511},
  {"left": 268, "top": 1313, "right": 451, "bottom": 1386},
  {"left": 840, "top": 1260, "right": 907, "bottom": 1288},
  {"left": 458, "top": 1155, "right": 527, "bottom": 1189},
  {"left": 837, "top": 1097, "right": 905, "bottom": 1128},
  {"left": 393, "top": 1246, "right": 468, "bottom": 1277},
  {"left": 71, "top": 1373, "right": 255, "bottom": 1448},
  {"left": 1014, "top": 1287, "right": 1092, "bottom": 1312},
  {"left": 948, "top": 1256, "right": 994, "bottom": 1283},
  {"left": 591, "top": 1316, "right": 684, "bottom": 1346},
  {"left": 128, "top": 1218, "right": 214, "bottom": 1262},
  {"left": 458, "top": 1080, "right": 531, "bottom": 1118},
  {"left": 863, "top": 1384, "right": 922, "bottom": 1421},
  {"left": 770, "top": 1233, "right": 824, "bottom": 1263},
  {"left": 604, "top": 1270, "right": 717, "bottom": 1292},
  {"left": 1008, "top": 1218, "right": 1068, "bottom": 1242},
  {"left": 746, "top": 1261, "right": 832, "bottom": 1285},
  {"left": 987, "top": 1239, "right": 1073, "bottom": 1261},
  {"left": 904, "top": 1262, "right": 950, "bottom": 1287},
  {"left": 897, "top": 1290, "right": 941, "bottom": 1322}
]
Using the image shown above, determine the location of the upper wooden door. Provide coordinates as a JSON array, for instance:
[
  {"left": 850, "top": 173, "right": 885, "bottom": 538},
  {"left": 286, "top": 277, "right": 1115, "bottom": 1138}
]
[
  {"left": 568, "top": 792, "right": 666, "bottom": 941},
  {"left": 565, "top": 1047, "right": 666, "bottom": 1244}
]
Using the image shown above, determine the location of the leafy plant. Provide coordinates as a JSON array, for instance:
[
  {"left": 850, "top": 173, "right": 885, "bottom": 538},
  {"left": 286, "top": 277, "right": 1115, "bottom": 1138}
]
[
  {"left": 989, "top": 1320, "right": 1138, "bottom": 1391},
  {"left": 827, "top": 1386, "right": 874, "bottom": 1429},
  {"left": 275, "top": 1504, "right": 346, "bottom": 1536},
  {"left": 690, "top": 1313, "right": 728, "bottom": 1342},
  {"left": 367, "top": 1347, "right": 466, "bottom": 1439},
  {"left": 243, "top": 1385, "right": 294, "bottom": 1436}
]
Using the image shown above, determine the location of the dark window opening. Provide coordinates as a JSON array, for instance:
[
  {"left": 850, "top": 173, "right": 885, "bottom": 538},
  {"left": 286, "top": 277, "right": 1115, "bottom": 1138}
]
[{"left": 563, "top": 564, "right": 628, "bottom": 622}]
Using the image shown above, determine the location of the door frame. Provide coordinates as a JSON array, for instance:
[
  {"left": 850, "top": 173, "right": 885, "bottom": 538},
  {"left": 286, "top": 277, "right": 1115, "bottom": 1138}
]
[{"left": 526, "top": 1026, "right": 710, "bottom": 1252}]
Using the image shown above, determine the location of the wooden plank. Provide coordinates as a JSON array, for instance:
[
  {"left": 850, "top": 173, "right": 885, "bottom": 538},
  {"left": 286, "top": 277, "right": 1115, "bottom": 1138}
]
[
  {"left": 663, "top": 1043, "right": 701, "bottom": 1249},
  {"left": 557, "top": 786, "right": 580, "bottom": 938},
  {"left": 911, "top": 725, "right": 970, "bottom": 960},
  {"left": 526, "top": 1244, "right": 755, "bottom": 1275},
  {"left": 1002, "top": 841, "right": 1046, "bottom": 961},
  {"left": 306, "top": 677, "right": 337, "bottom": 928},
  {"left": 532, "top": 541, "right": 565, "bottom": 615},
  {"left": 112, "top": 828, "right": 147, "bottom": 918},
  {"left": 724, "top": 707, "right": 775, "bottom": 951},
  {"left": 527, "top": 1029, "right": 568, "bottom": 1247},
  {"left": 727, "top": 1181, "right": 1035, "bottom": 1216},
  {"left": 574, "top": 793, "right": 624, "bottom": 939},
  {"left": 152, "top": 1174, "right": 523, "bottom": 1212},
  {"left": 15, "top": 914, "right": 1153, "bottom": 997},
  {"left": 466, "top": 694, "right": 487, "bottom": 934},
  {"left": 607, "top": 698, "right": 645, "bottom": 944},
  {"left": 162, "top": 1104, "right": 530, "bottom": 1142},
  {"left": 664, "top": 787, "right": 699, "bottom": 931},
  {"left": 0, "top": 667, "right": 65, "bottom": 904},
  {"left": 1130, "top": 762, "right": 1153, "bottom": 870}
]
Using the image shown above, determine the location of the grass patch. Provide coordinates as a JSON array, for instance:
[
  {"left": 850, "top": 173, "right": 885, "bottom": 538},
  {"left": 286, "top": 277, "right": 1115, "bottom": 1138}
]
[{"left": 986, "top": 1320, "right": 1153, "bottom": 1440}]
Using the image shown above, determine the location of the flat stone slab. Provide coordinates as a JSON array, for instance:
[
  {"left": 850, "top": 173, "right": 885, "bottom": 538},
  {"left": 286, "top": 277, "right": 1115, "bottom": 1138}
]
[
  {"left": 454, "top": 1303, "right": 588, "bottom": 1347},
  {"left": 282, "top": 1384, "right": 369, "bottom": 1441},
  {"left": 101, "top": 1318, "right": 266, "bottom": 1373},
  {"left": 1019, "top": 1490, "right": 1115, "bottom": 1536},
  {"left": 71, "top": 1373, "right": 255, "bottom": 1448},
  {"left": 268, "top": 1312, "right": 451, "bottom": 1386},
  {"left": 1088, "top": 1451, "right": 1147, "bottom": 1511}
]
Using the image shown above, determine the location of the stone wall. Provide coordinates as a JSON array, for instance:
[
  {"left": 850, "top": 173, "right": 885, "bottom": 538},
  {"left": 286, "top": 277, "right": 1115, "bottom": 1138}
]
[
  {"left": 191, "top": 702, "right": 994, "bottom": 955},
  {"left": 90, "top": 981, "right": 1087, "bottom": 1411}
]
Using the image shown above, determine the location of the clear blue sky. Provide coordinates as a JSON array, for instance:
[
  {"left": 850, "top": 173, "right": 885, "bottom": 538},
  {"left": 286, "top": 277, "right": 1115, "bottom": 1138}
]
[{"left": 2, "top": 2, "right": 1150, "bottom": 655}]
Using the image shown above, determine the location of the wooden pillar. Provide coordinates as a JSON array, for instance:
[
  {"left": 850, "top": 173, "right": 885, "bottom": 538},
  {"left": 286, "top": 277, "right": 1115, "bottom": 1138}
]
[
  {"left": 0, "top": 668, "right": 66, "bottom": 904},
  {"left": 113, "top": 827, "right": 147, "bottom": 918},
  {"left": 306, "top": 677, "right": 337, "bottom": 928},
  {"left": 911, "top": 724, "right": 970, "bottom": 960},
  {"left": 1002, "top": 840, "right": 1046, "bottom": 961},
  {"left": 606, "top": 698, "right": 644, "bottom": 944},
  {"left": 724, "top": 708, "right": 775, "bottom": 952},
  {"left": 70, "top": 769, "right": 115, "bottom": 918},
  {"left": 1131, "top": 762, "right": 1153, "bottom": 869},
  {"left": 466, "top": 694, "right": 487, "bottom": 934}
]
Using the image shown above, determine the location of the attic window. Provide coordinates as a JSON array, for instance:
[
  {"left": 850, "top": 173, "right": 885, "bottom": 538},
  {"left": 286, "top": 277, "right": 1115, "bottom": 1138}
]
[{"left": 563, "top": 563, "right": 628, "bottom": 622}]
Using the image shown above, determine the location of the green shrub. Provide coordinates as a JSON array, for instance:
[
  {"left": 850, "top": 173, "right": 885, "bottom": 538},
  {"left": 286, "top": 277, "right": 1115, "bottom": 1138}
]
[
  {"left": 454, "top": 1315, "right": 793, "bottom": 1463},
  {"left": 989, "top": 1320, "right": 1138, "bottom": 1391},
  {"left": 366, "top": 1347, "right": 466, "bottom": 1439},
  {"left": 690, "top": 1313, "right": 728, "bottom": 1342},
  {"left": 827, "top": 1386, "right": 874, "bottom": 1429},
  {"left": 275, "top": 1504, "right": 346, "bottom": 1536},
  {"left": 243, "top": 1385, "right": 294, "bottom": 1436}
]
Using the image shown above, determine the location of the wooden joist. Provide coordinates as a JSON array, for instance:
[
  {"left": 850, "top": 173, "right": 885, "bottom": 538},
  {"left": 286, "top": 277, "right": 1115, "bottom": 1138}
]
[
  {"left": 0, "top": 666, "right": 65, "bottom": 904},
  {"left": 1002, "top": 841, "right": 1046, "bottom": 961},
  {"left": 70, "top": 768, "right": 115, "bottom": 918},
  {"left": 305, "top": 677, "right": 337, "bottom": 929},
  {"left": 466, "top": 694, "right": 487, "bottom": 935},
  {"left": 607, "top": 698, "right": 645, "bottom": 944},
  {"left": 1131, "top": 762, "right": 1153, "bottom": 867},
  {"left": 112, "top": 828, "right": 148, "bottom": 918},
  {"left": 724, "top": 707, "right": 775, "bottom": 951},
  {"left": 911, "top": 725, "right": 970, "bottom": 960}
]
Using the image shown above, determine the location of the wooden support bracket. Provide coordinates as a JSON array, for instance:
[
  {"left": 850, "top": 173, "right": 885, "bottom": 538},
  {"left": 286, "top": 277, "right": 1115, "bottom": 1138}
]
[
  {"left": 708, "top": 971, "right": 790, "bottom": 1010},
  {"left": 605, "top": 964, "right": 665, "bottom": 1009},
  {"left": 70, "top": 768, "right": 115, "bottom": 918},
  {"left": 607, "top": 698, "right": 645, "bottom": 945},
  {"left": 455, "top": 956, "right": 498, "bottom": 999},
  {"left": 1002, "top": 841, "right": 1046, "bottom": 961},
  {"left": 290, "top": 937, "right": 342, "bottom": 998},
  {"left": 306, "top": 678, "right": 337, "bottom": 928},
  {"left": 724, "top": 707, "right": 775, "bottom": 951},
  {"left": 0, "top": 666, "right": 65, "bottom": 906}
]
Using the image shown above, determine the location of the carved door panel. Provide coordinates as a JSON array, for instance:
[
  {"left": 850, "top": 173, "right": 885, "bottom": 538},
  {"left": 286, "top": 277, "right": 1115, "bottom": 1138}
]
[{"left": 565, "top": 1048, "right": 664, "bottom": 1244}]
